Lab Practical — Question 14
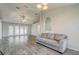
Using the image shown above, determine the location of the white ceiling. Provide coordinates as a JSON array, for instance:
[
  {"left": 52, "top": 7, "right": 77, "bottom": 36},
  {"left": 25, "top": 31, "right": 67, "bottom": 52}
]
[{"left": 0, "top": 3, "right": 78, "bottom": 24}]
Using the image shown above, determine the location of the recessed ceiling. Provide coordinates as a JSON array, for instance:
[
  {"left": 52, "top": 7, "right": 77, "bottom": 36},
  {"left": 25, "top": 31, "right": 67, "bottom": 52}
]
[{"left": 0, "top": 3, "right": 78, "bottom": 24}]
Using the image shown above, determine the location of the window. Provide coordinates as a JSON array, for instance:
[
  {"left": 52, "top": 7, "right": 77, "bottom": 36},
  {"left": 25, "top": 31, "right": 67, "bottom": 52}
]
[
  {"left": 20, "top": 26, "right": 24, "bottom": 35},
  {"left": 24, "top": 26, "right": 27, "bottom": 34},
  {"left": 5, "top": 23, "right": 28, "bottom": 36},
  {"left": 9, "top": 25, "right": 14, "bottom": 35},
  {"left": 15, "top": 25, "right": 19, "bottom": 35}
]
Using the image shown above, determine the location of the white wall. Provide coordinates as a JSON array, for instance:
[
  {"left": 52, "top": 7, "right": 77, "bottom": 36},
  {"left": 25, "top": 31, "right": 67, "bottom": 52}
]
[
  {"left": 0, "top": 20, "right": 2, "bottom": 39},
  {"left": 41, "top": 5, "right": 79, "bottom": 51}
]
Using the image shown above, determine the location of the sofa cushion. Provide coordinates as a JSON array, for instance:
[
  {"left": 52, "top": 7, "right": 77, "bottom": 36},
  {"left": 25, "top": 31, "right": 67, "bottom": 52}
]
[
  {"left": 40, "top": 33, "right": 54, "bottom": 40},
  {"left": 40, "top": 33, "right": 67, "bottom": 41},
  {"left": 48, "top": 33, "right": 54, "bottom": 40},
  {"left": 54, "top": 34, "right": 67, "bottom": 41},
  {"left": 40, "top": 33, "right": 47, "bottom": 38},
  {"left": 40, "top": 33, "right": 48, "bottom": 38}
]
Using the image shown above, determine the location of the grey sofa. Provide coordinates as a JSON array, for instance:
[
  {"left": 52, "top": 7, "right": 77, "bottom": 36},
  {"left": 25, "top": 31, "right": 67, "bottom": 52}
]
[{"left": 36, "top": 33, "right": 68, "bottom": 53}]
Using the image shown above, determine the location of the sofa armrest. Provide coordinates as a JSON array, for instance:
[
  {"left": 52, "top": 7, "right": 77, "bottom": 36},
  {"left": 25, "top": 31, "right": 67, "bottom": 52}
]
[
  {"left": 59, "top": 39, "right": 68, "bottom": 53},
  {"left": 59, "top": 39, "right": 68, "bottom": 45}
]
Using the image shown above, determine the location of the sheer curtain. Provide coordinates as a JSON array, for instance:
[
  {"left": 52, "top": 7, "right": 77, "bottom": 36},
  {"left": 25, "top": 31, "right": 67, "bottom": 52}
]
[
  {"left": 9, "top": 25, "right": 14, "bottom": 36},
  {"left": 20, "top": 26, "right": 24, "bottom": 35},
  {"left": 14, "top": 25, "right": 19, "bottom": 35},
  {"left": 24, "top": 26, "right": 27, "bottom": 35},
  {"left": 8, "top": 24, "right": 28, "bottom": 36}
]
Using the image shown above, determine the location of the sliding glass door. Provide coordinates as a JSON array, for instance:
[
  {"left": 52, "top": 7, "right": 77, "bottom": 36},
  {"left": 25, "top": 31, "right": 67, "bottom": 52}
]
[
  {"left": 14, "top": 25, "right": 19, "bottom": 35},
  {"left": 8, "top": 24, "right": 28, "bottom": 36},
  {"left": 9, "top": 25, "right": 14, "bottom": 36},
  {"left": 20, "top": 26, "right": 24, "bottom": 35},
  {"left": 24, "top": 26, "right": 27, "bottom": 35}
]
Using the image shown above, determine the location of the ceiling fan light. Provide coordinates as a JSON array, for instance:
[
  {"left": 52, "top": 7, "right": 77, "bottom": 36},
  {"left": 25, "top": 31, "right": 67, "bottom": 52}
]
[
  {"left": 37, "top": 4, "right": 42, "bottom": 9},
  {"left": 43, "top": 5, "right": 48, "bottom": 10}
]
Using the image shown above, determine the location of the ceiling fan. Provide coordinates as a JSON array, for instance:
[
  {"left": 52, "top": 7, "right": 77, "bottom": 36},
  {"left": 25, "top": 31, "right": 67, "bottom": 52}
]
[{"left": 15, "top": 3, "right": 48, "bottom": 22}]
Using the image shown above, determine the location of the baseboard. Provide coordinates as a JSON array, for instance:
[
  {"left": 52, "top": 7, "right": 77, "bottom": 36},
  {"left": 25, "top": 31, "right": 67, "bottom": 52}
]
[{"left": 68, "top": 47, "right": 79, "bottom": 52}]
